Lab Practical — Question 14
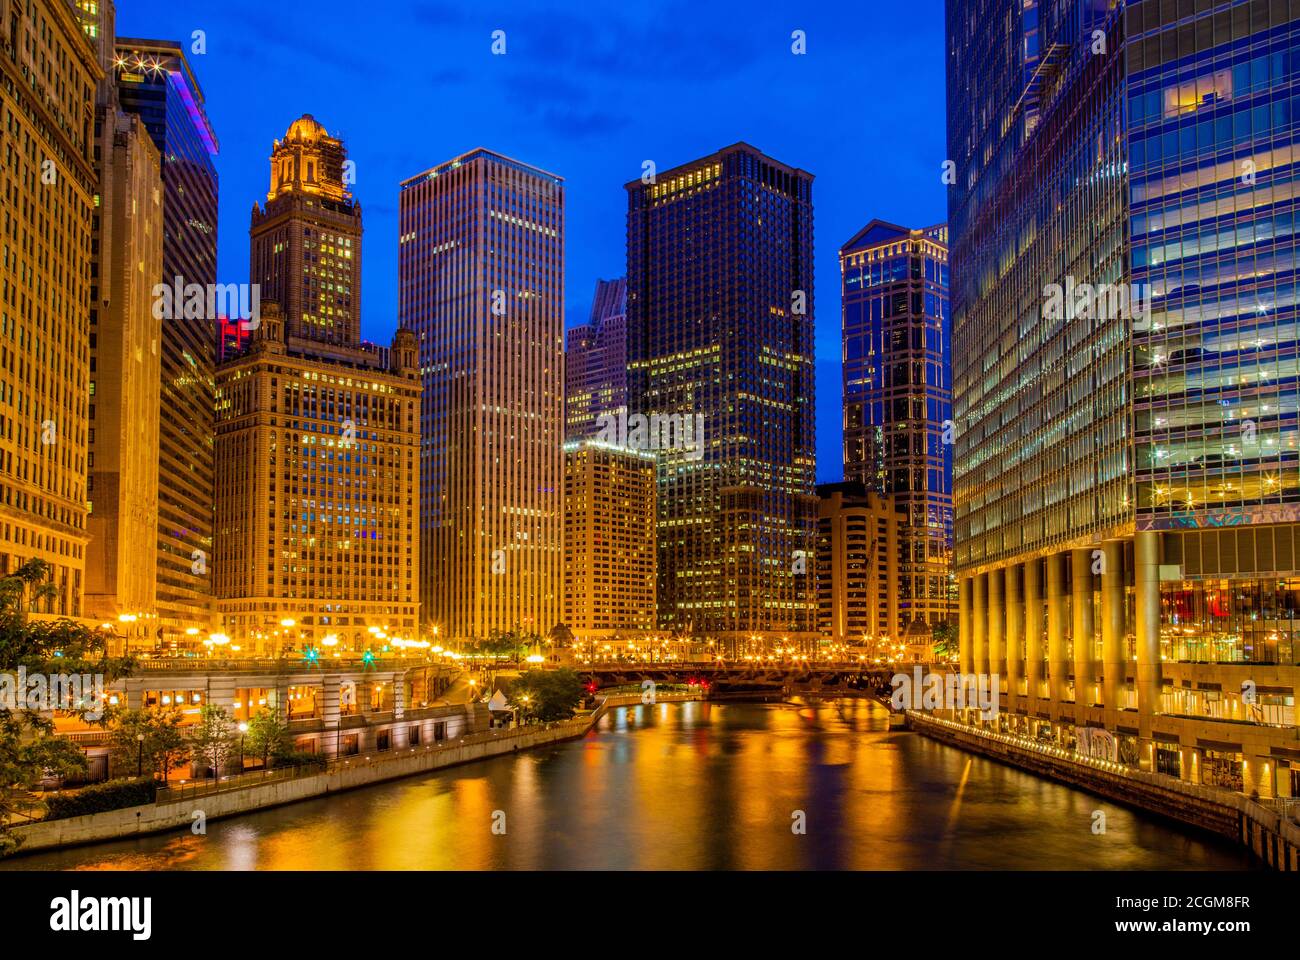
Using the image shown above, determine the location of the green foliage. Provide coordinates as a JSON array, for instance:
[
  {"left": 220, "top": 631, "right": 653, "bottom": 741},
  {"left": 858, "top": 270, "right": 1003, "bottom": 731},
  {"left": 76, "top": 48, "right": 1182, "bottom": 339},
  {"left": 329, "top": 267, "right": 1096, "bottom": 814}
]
[
  {"left": 189, "top": 705, "right": 237, "bottom": 777},
  {"left": 932, "top": 621, "right": 958, "bottom": 659},
  {"left": 108, "top": 708, "right": 189, "bottom": 781},
  {"left": 275, "top": 750, "right": 327, "bottom": 770},
  {"left": 0, "top": 559, "right": 134, "bottom": 852},
  {"left": 511, "top": 668, "right": 585, "bottom": 722},
  {"left": 244, "top": 710, "right": 292, "bottom": 767},
  {"left": 42, "top": 778, "right": 157, "bottom": 820}
]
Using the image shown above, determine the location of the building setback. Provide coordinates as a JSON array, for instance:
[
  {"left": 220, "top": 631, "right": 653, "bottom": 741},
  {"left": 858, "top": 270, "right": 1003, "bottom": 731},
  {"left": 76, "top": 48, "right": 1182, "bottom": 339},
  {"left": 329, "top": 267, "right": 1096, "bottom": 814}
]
[
  {"left": 841, "top": 221, "right": 954, "bottom": 633},
  {"left": 400, "top": 149, "right": 564, "bottom": 642},
  {"left": 563, "top": 440, "right": 657, "bottom": 641},
  {"left": 214, "top": 118, "right": 420, "bottom": 654},
  {"left": 0, "top": 0, "right": 100, "bottom": 615},
  {"left": 113, "top": 37, "right": 220, "bottom": 642},
  {"left": 625, "top": 143, "right": 818, "bottom": 644},
  {"left": 949, "top": 0, "right": 1300, "bottom": 795},
  {"left": 565, "top": 278, "right": 628, "bottom": 442}
]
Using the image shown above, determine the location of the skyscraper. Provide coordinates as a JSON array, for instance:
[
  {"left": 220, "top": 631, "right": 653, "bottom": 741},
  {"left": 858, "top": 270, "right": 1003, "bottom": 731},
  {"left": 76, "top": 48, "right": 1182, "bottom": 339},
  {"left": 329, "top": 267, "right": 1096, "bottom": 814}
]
[
  {"left": 214, "top": 118, "right": 420, "bottom": 654},
  {"left": 815, "top": 481, "right": 902, "bottom": 654},
  {"left": 626, "top": 143, "right": 817, "bottom": 644},
  {"left": 113, "top": 38, "right": 219, "bottom": 643},
  {"left": 949, "top": 0, "right": 1300, "bottom": 795},
  {"left": 0, "top": 0, "right": 100, "bottom": 616},
  {"left": 250, "top": 114, "right": 362, "bottom": 348},
  {"left": 565, "top": 278, "right": 628, "bottom": 441},
  {"left": 400, "top": 149, "right": 565, "bottom": 642},
  {"left": 563, "top": 440, "right": 657, "bottom": 642},
  {"left": 841, "top": 221, "right": 954, "bottom": 633}
]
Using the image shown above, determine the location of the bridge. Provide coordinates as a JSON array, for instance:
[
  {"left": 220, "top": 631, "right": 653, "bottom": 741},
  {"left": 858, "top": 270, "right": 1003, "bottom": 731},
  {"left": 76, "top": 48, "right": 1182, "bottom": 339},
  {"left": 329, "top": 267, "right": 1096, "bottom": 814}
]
[{"left": 575, "top": 661, "right": 907, "bottom": 697}]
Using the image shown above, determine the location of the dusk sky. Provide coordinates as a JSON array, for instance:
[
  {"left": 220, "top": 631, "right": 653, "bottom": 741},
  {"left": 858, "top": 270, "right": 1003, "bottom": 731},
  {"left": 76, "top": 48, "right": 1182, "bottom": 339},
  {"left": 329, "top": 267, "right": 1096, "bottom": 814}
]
[{"left": 123, "top": 0, "right": 947, "bottom": 481}]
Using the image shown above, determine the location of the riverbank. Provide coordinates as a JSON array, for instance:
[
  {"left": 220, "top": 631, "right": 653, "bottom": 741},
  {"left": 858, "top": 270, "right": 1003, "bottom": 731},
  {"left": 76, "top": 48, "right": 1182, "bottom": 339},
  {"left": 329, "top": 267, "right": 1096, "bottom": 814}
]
[
  {"left": 3, "top": 692, "right": 702, "bottom": 858},
  {"left": 907, "top": 711, "right": 1299, "bottom": 870}
]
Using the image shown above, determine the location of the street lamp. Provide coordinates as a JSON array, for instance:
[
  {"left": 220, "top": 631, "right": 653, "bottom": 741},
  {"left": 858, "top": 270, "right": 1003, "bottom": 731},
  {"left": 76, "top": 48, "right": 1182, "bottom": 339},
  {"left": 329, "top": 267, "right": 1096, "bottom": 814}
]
[
  {"left": 136, "top": 732, "right": 145, "bottom": 778},
  {"left": 238, "top": 722, "right": 248, "bottom": 772}
]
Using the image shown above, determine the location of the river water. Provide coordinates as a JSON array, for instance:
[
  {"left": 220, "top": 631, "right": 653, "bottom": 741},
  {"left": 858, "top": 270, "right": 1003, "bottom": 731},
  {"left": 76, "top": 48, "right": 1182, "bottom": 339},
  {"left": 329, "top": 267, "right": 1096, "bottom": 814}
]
[{"left": 2, "top": 698, "right": 1251, "bottom": 870}]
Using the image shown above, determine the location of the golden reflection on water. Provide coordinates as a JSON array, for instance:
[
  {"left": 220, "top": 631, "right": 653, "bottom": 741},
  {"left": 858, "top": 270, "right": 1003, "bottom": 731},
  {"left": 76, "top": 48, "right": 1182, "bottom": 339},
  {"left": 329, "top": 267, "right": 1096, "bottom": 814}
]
[{"left": 2, "top": 697, "right": 1250, "bottom": 871}]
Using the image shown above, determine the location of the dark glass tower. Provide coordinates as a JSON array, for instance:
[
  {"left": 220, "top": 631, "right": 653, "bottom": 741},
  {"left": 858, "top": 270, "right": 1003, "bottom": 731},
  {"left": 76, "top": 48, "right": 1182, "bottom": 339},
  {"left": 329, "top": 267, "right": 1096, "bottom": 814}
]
[
  {"left": 626, "top": 143, "right": 817, "bottom": 645},
  {"left": 949, "top": 0, "right": 1300, "bottom": 794},
  {"left": 565, "top": 278, "right": 628, "bottom": 442},
  {"left": 840, "top": 221, "right": 953, "bottom": 632},
  {"left": 114, "top": 40, "right": 219, "bottom": 641}
]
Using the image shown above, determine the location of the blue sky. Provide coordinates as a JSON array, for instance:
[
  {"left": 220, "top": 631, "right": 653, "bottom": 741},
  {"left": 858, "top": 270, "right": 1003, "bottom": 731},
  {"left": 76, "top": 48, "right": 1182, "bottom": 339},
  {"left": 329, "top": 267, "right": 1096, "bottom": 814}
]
[{"left": 122, "top": 0, "right": 947, "bottom": 482}]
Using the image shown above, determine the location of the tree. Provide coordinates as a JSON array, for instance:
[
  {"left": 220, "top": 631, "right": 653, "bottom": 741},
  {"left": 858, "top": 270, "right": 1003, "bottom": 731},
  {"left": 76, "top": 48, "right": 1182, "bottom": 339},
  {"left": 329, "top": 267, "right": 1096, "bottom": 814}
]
[
  {"left": 245, "top": 710, "right": 292, "bottom": 768},
  {"left": 510, "top": 668, "right": 585, "bottom": 723},
  {"left": 932, "top": 622, "right": 958, "bottom": 662},
  {"left": 0, "top": 559, "right": 134, "bottom": 852},
  {"left": 189, "top": 705, "right": 237, "bottom": 778},
  {"left": 108, "top": 708, "right": 189, "bottom": 781}
]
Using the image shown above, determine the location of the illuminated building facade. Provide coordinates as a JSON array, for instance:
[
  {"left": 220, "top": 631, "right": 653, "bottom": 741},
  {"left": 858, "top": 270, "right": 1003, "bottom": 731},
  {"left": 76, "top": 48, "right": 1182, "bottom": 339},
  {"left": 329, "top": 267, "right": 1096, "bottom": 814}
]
[
  {"left": 0, "top": 0, "right": 100, "bottom": 615},
  {"left": 86, "top": 110, "right": 163, "bottom": 641},
  {"left": 565, "top": 278, "right": 628, "bottom": 441},
  {"left": 563, "top": 441, "right": 657, "bottom": 641},
  {"left": 400, "top": 149, "right": 564, "bottom": 642},
  {"left": 113, "top": 37, "right": 219, "bottom": 642},
  {"left": 251, "top": 114, "right": 361, "bottom": 348},
  {"left": 950, "top": 0, "right": 1300, "bottom": 796},
  {"left": 215, "top": 121, "right": 420, "bottom": 655},
  {"left": 841, "top": 220, "right": 954, "bottom": 632},
  {"left": 625, "top": 143, "right": 818, "bottom": 643},
  {"left": 816, "top": 482, "right": 902, "bottom": 655}
]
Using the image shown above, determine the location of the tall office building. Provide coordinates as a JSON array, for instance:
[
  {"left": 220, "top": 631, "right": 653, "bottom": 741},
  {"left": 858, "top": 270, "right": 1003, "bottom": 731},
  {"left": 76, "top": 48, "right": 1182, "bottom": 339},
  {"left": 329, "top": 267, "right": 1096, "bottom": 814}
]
[
  {"left": 113, "top": 38, "right": 219, "bottom": 642},
  {"left": 815, "top": 482, "right": 902, "bottom": 655},
  {"left": 565, "top": 278, "right": 628, "bottom": 441},
  {"left": 86, "top": 110, "right": 164, "bottom": 640},
  {"left": 841, "top": 220, "right": 954, "bottom": 632},
  {"left": 400, "top": 149, "right": 564, "bottom": 642},
  {"left": 626, "top": 143, "right": 817, "bottom": 643},
  {"left": 0, "top": 0, "right": 100, "bottom": 615},
  {"left": 250, "top": 114, "right": 362, "bottom": 348},
  {"left": 563, "top": 441, "right": 657, "bottom": 641},
  {"left": 214, "top": 120, "right": 420, "bottom": 654},
  {"left": 950, "top": 0, "right": 1300, "bottom": 796}
]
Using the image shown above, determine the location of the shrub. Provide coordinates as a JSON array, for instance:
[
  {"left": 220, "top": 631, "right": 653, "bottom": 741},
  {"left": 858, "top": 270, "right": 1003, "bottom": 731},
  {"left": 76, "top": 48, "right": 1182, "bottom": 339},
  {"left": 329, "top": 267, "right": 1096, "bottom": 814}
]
[
  {"left": 275, "top": 750, "right": 327, "bottom": 770},
  {"left": 43, "top": 778, "right": 157, "bottom": 820}
]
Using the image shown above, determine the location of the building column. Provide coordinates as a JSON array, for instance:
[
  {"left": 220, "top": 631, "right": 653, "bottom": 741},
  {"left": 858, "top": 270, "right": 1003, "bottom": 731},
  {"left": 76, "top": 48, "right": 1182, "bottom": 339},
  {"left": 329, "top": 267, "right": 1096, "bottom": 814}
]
[
  {"left": 1071, "top": 548, "right": 1096, "bottom": 707},
  {"left": 1005, "top": 563, "right": 1023, "bottom": 715},
  {"left": 1135, "top": 530, "right": 1162, "bottom": 752},
  {"left": 972, "top": 572, "right": 988, "bottom": 677},
  {"left": 959, "top": 576, "right": 973, "bottom": 675},
  {"left": 1101, "top": 540, "right": 1125, "bottom": 714},
  {"left": 1024, "top": 558, "right": 1043, "bottom": 707},
  {"left": 321, "top": 674, "right": 341, "bottom": 758},
  {"left": 1046, "top": 552, "right": 1068, "bottom": 710},
  {"left": 987, "top": 567, "right": 1004, "bottom": 680}
]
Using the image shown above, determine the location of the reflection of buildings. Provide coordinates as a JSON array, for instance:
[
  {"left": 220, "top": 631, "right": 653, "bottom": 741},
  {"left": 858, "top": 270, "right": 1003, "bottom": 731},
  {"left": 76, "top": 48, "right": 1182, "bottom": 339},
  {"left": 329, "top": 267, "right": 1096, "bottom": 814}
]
[
  {"left": 113, "top": 37, "right": 220, "bottom": 643},
  {"left": 565, "top": 278, "right": 628, "bottom": 441},
  {"left": 840, "top": 221, "right": 954, "bottom": 633},
  {"left": 626, "top": 143, "right": 817, "bottom": 643},
  {"left": 563, "top": 441, "right": 657, "bottom": 642},
  {"left": 400, "top": 149, "right": 565, "bottom": 642},
  {"left": 950, "top": 0, "right": 1300, "bottom": 796},
  {"left": 214, "top": 118, "right": 421, "bottom": 654},
  {"left": 815, "top": 482, "right": 901, "bottom": 657}
]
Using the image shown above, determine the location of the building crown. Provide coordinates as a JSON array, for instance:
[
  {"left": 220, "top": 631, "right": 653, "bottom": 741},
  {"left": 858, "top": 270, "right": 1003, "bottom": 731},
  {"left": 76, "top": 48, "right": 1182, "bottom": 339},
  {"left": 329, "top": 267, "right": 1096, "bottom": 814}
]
[{"left": 268, "top": 114, "right": 350, "bottom": 203}]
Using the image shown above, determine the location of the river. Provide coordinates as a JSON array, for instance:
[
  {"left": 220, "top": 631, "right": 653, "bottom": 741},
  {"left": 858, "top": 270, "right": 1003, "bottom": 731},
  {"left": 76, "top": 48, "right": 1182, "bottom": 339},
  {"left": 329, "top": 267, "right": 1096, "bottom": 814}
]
[{"left": 1, "top": 698, "right": 1251, "bottom": 870}]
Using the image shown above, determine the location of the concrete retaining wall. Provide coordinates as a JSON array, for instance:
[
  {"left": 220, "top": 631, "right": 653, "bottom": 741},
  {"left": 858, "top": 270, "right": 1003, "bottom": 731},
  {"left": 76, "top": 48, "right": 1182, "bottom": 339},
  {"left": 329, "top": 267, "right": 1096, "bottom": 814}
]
[{"left": 6, "top": 692, "right": 702, "bottom": 857}]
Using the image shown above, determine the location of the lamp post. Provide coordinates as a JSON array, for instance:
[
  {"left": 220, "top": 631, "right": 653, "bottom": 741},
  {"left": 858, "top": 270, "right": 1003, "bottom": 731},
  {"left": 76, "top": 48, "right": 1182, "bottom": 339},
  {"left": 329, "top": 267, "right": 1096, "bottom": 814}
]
[
  {"left": 238, "top": 722, "right": 248, "bottom": 773},
  {"left": 136, "top": 732, "right": 145, "bottom": 778}
]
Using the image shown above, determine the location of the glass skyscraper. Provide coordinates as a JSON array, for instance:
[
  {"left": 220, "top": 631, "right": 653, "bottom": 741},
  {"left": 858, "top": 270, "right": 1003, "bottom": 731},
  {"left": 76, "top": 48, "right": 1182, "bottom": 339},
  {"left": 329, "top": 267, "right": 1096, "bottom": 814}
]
[
  {"left": 949, "top": 0, "right": 1300, "bottom": 797},
  {"left": 565, "top": 278, "right": 628, "bottom": 442},
  {"left": 841, "top": 221, "right": 954, "bottom": 634},
  {"left": 114, "top": 39, "right": 219, "bottom": 641},
  {"left": 626, "top": 143, "right": 817, "bottom": 645}
]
